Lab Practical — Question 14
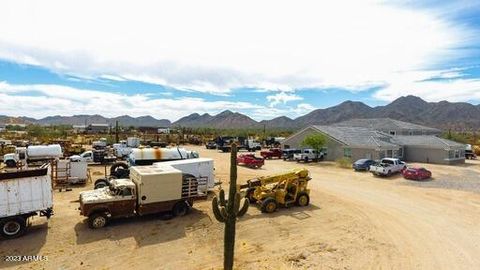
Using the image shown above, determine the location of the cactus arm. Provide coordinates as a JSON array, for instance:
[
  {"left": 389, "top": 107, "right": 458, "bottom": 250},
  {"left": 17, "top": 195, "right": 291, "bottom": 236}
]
[
  {"left": 237, "top": 198, "right": 249, "bottom": 217},
  {"left": 212, "top": 197, "right": 226, "bottom": 223}
]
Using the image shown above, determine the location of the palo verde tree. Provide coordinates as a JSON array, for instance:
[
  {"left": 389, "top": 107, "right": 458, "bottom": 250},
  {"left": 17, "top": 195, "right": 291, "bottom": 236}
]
[
  {"left": 212, "top": 143, "right": 249, "bottom": 270},
  {"left": 301, "top": 133, "right": 327, "bottom": 161}
]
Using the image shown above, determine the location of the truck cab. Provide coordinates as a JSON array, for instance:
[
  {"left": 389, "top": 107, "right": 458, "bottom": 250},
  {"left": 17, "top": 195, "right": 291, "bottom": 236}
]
[
  {"left": 80, "top": 179, "right": 137, "bottom": 228},
  {"left": 69, "top": 151, "right": 94, "bottom": 162},
  {"left": 3, "top": 147, "right": 26, "bottom": 167}
]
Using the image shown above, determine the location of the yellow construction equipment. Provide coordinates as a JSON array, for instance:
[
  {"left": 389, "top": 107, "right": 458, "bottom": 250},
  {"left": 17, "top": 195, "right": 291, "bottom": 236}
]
[{"left": 239, "top": 168, "right": 311, "bottom": 213}]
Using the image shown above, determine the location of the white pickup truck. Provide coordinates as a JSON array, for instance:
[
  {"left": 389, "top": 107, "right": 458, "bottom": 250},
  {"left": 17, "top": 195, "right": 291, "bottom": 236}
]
[
  {"left": 293, "top": 149, "right": 324, "bottom": 163},
  {"left": 369, "top": 158, "right": 406, "bottom": 176}
]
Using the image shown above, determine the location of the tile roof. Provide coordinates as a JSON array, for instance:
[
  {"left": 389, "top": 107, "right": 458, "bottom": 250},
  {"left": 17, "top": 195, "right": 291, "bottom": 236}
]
[{"left": 391, "top": 135, "right": 465, "bottom": 149}]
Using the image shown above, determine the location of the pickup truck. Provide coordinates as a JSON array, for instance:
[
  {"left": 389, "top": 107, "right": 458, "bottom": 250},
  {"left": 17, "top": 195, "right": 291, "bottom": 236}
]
[
  {"left": 79, "top": 164, "right": 207, "bottom": 229},
  {"left": 260, "top": 148, "right": 283, "bottom": 159},
  {"left": 237, "top": 154, "right": 264, "bottom": 168},
  {"left": 369, "top": 158, "right": 406, "bottom": 176},
  {"left": 294, "top": 149, "right": 324, "bottom": 163}
]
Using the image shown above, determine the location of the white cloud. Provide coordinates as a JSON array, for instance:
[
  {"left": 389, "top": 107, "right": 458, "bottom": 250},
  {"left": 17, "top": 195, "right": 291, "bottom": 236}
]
[
  {"left": 0, "top": 82, "right": 263, "bottom": 120},
  {"left": 266, "top": 92, "right": 302, "bottom": 107},
  {"left": 373, "top": 76, "right": 480, "bottom": 102},
  {"left": 0, "top": 0, "right": 476, "bottom": 96}
]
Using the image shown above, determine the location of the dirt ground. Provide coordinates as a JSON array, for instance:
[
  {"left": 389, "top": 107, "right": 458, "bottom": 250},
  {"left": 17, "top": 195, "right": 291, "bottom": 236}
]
[{"left": 1, "top": 145, "right": 480, "bottom": 270}]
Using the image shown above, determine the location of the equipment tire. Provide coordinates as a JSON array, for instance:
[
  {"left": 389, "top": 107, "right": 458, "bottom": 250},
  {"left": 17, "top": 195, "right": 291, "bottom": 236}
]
[
  {"left": 296, "top": 192, "right": 310, "bottom": 207},
  {"left": 261, "top": 198, "right": 277, "bottom": 213},
  {"left": 110, "top": 162, "right": 129, "bottom": 178}
]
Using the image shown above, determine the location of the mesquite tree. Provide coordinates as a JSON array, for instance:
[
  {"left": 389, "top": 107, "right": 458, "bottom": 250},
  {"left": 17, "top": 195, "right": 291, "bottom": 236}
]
[{"left": 212, "top": 143, "right": 249, "bottom": 270}]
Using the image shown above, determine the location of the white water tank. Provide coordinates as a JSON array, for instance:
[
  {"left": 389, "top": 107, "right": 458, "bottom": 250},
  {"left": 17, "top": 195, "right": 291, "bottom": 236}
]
[{"left": 27, "top": 144, "right": 63, "bottom": 158}]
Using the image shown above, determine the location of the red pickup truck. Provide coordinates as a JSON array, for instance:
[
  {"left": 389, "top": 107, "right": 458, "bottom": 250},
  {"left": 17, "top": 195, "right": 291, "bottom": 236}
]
[
  {"left": 260, "top": 148, "right": 283, "bottom": 159},
  {"left": 237, "top": 154, "right": 265, "bottom": 168}
]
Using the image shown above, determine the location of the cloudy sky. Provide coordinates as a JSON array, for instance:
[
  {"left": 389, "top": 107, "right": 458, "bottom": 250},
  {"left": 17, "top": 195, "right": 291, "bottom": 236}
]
[{"left": 1, "top": 0, "right": 480, "bottom": 121}]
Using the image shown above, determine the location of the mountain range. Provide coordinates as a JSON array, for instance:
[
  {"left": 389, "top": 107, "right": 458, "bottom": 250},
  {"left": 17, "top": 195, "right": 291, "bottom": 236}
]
[{"left": 1, "top": 96, "right": 480, "bottom": 130}]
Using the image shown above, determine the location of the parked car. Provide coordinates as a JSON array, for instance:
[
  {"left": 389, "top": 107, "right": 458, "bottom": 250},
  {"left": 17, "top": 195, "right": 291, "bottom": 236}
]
[
  {"left": 369, "top": 158, "right": 406, "bottom": 176},
  {"left": 205, "top": 141, "right": 217, "bottom": 149},
  {"left": 237, "top": 154, "right": 265, "bottom": 168},
  {"left": 352, "top": 159, "right": 376, "bottom": 171},
  {"left": 294, "top": 149, "right": 324, "bottom": 163},
  {"left": 402, "top": 167, "right": 432, "bottom": 180},
  {"left": 260, "top": 148, "right": 283, "bottom": 159},
  {"left": 282, "top": 149, "right": 301, "bottom": 161}
]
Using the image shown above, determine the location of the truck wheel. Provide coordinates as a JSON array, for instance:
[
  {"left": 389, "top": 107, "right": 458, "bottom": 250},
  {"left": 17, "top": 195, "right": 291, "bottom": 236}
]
[
  {"left": 261, "top": 198, "right": 277, "bottom": 213},
  {"left": 387, "top": 170, "right": 392, "bottom": 176},
  {"left": 296, "top": 192, "right": 310, "bottom": 207},
  {"left": 110, "top": 162, "right": 129, "bottom": 178},
  {"left": 5, "top": 160, "right": 16, "bottom": 168},
  {"left": 94, "top": 179, "right": 109, "bottom": 189},
  {"left": 1, "top": 217, "right": 26, "bottom": 239},
  {"left": 172, "top": 201, "right": 189, "bottom": 217},
  {"left": 88, "top": 213, "right": 108, "bottom": 229},
  {"left": 304, "top": 157, "right": 309, "bottom": 163}
]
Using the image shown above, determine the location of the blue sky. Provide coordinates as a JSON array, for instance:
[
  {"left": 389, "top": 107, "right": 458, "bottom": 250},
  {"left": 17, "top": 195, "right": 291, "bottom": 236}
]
[{"left": 0, "top": 1, "right": 480, "bottom": 121}]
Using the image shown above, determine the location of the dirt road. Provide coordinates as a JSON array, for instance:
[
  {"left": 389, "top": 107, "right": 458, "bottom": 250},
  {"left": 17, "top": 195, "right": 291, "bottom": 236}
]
[{"left": 1, "top": 146, "right": 480, "bottom": 269}]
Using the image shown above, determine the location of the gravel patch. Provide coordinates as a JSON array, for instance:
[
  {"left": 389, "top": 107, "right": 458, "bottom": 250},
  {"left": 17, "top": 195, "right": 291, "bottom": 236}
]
[{"left": 400, "top": 168, "right": 480, "bottom": 193}]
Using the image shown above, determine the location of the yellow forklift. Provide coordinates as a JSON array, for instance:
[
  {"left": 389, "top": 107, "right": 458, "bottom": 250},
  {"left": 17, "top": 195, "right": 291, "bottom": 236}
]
[{"left": 239, "top": 168, "right": 311, "bottom": 213}]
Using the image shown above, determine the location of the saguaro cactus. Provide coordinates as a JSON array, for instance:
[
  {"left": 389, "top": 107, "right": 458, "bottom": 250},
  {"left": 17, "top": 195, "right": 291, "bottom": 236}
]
[{"left": 212, "top": 143, "right": 249, "bottom": 270}]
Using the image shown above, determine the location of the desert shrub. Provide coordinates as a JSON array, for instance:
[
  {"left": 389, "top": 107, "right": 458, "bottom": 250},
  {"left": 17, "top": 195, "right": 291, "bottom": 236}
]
[{"left": 336, "top": 157, "right": 352, "bottom": 169}]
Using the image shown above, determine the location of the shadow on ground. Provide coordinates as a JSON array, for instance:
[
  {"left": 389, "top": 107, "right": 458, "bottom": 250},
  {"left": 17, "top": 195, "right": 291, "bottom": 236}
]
[{"left": 74, "top": 208, "right": 211, "bottom": 247}]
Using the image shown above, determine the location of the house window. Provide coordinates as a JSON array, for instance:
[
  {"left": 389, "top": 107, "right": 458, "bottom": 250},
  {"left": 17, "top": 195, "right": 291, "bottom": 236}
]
[
  {"left": 343, "top": 148, "right": 352, "bottom": 158},
  {"left": 386, "top": 150, "right": 393, "bottom": 157},
  {"left": 448, "top": 150, "right": 454, "bottom": 159},
  {"left": 455, "top": 150, "right": 460, "bottom": 158},
  {"left": 409, "top": 131, "right": 414, "bottom": 135},
  {"left": 389, "top": 131, "right": 396, "bottom": 136},
  {"left": 398, "top": 147, "right": 403, "bottom": 158}
]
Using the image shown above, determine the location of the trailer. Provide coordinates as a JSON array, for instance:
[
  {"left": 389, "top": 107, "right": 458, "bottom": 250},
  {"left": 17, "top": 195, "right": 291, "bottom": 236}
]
[{"left": 0, "top": 165, "right": 53, "bottom": 238}]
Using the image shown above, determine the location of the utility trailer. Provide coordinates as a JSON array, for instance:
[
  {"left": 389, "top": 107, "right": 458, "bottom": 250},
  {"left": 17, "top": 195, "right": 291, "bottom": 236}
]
[{"left": 0, "top": 165, "right": 53, "bottom": 239}]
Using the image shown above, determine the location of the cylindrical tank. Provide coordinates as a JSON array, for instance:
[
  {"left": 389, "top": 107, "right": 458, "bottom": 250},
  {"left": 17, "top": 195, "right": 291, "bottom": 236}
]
[
  {"left": 27, "top": 144, "right": 63, "bottom": 158},
  {"left": 128, "top": 147, "right": 198, "bottom": 165}
]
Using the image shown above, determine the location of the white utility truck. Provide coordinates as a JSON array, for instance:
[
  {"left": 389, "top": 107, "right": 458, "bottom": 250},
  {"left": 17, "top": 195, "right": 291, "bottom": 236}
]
[
  {"left": 369, "top": 158, "right": 406, "bottom": 176},
  {"left": 0, "top": 165, "right": 53, "bottom": 238},
  {"left": 3, "top": 144, "right": 63, "bottom": 168},
  {"left": 79, "top": 165, "right": 207, "bottom": 229}
]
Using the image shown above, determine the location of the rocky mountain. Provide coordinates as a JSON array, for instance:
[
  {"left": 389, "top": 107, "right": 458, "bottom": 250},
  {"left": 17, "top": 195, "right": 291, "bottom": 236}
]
[
  {"left": 294, "top": 100, "right": 373, "bottom": 127},
  {"left": 2, "top": 96, "right": 480, "bottom": 130},
  {"left": 172, "top": 110, "right": 258, "bottom": 129},
  {"left": 259, "top": 116, "right": 296, "bottom": 129},
  {"left": 0, "top": 114, "right": 171, "bottom": 127}
]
